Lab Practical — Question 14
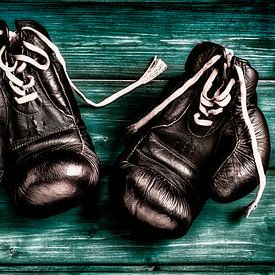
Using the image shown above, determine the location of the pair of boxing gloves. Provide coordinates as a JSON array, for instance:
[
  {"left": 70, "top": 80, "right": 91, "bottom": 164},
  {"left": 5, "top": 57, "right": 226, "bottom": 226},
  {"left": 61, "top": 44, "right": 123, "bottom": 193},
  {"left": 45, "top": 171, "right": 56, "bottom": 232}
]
[{"left": 0, "top": 20, "right": 270, "bottom": 237}]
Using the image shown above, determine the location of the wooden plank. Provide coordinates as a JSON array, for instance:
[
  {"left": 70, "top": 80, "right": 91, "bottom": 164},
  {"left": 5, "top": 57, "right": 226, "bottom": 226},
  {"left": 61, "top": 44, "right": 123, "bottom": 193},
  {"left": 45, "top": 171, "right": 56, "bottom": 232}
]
[
  {"left": 0, "top": 264, "right": 274, "bottom": 273},
  {"left": 0, "top": 1, "right": 273, "bottom": 271},
  {"left": 0, "top": 2, "right": 274, "bottom": 79},
  {"left": 0, "top": 170, "right": 274, "bottom": 265},
  {"left": 67, "top": 79, "right": 275, "bottom": 168}
]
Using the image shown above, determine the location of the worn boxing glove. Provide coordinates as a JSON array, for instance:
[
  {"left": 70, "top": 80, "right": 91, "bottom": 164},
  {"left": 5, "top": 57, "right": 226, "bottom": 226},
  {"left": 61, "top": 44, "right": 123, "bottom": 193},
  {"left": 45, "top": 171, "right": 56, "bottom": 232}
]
[
  {"left": 0, "top": 20, "right": 100, "bottom": 217},
  {"left": 209, "top": 57, "right": 270, "bottom": 216},
  {"left": 111, "top": 42, "right": 233, "bottom": 237},
  {"left": 111, "top": 41, "right": 270, "bottom": 236}
]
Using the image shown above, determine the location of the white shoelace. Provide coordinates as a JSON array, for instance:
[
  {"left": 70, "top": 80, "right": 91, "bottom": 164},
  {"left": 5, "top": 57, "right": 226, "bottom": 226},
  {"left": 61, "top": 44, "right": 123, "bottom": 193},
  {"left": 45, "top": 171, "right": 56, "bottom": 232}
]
[
  {"left": 0, "top": 26, "right": 167, "bottom": 106},
  {"left": 193, "top": 49, "right": 234, "bottom": 126},
  {"left": 127, "top": 52, "right": 266, "bottom": 217},
  {"left": 127, "top": 54, "right": 223, "bottom": 133},
  {"left": 235, "top": 65, "right": 266, "bottom": 217},
  {"left": 0, "top": 31, "right": 49, "bottom": 104}
]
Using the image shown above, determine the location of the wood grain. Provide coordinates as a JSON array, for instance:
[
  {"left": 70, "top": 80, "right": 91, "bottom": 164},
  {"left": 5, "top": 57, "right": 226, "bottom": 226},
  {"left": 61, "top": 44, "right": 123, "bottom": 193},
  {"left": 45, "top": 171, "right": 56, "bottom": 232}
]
[
  {"left": 0, "top": 1, "right": 273, "bottom": 272},
  {"left": 0, "top": 2, "right": 274, "bottom": 79},
  {"left": 0, "top": 264, "right": 274, "bottom": 273}
]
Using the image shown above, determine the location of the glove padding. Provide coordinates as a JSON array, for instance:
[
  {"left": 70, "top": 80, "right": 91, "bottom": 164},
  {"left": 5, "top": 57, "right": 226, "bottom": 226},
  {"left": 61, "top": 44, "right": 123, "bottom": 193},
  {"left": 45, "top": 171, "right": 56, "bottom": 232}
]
[{"left": 1, "top": 20, "right": 100, "bottom": 217}]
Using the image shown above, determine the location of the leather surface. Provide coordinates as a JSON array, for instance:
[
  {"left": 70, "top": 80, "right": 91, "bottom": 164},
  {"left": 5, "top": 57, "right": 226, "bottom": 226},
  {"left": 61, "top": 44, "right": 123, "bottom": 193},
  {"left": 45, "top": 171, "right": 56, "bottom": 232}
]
[
  {"left": 0, "top": 20, "right": 100, "bottom": 217},
  {"left": 0, "top": 21, "right": 11, "bottom": 184},
  {"left": 210, "top": 58, "right": 270, "bottom": 202},
  {"left": 111, "top": 42, "right": 270, "bottom": 237}
]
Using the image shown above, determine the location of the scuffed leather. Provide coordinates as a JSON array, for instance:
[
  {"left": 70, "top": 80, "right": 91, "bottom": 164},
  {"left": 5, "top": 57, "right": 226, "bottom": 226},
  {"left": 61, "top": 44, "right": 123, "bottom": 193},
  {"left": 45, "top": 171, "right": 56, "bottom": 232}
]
[
  {"left": 0, "top": 20, "right": 11, "bottom": 184},
  {"left": 111, "top": 42, "right": 270, "bottom": 237},
  {"left": 210, "top": 58, "right": 270, "bottom": 202},
  {"left": 1, "top": 20, "right": 100, "bottom": 217}
]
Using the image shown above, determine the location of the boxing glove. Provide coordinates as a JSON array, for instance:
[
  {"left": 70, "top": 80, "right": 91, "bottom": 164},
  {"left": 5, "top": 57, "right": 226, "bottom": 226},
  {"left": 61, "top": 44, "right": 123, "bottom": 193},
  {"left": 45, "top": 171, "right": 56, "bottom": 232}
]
[
  {"left": 111, "top": 42, "right": 234, "bottom": 237},
  {"left": 112, "top": 41, "right": 270, "bottom": 237},
  {"left": 0, "top": 20, "right": 100, "bottom": 217},
  {"left": 209, "top": 57, "right": 270, "bottom": 216}
]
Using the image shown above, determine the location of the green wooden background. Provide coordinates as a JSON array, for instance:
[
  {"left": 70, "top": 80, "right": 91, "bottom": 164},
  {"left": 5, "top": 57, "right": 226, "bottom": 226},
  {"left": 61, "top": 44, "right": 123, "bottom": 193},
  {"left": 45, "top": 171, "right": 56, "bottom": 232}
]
[{"left": 0, "top": 1, "right": 274, "bottom": 273}]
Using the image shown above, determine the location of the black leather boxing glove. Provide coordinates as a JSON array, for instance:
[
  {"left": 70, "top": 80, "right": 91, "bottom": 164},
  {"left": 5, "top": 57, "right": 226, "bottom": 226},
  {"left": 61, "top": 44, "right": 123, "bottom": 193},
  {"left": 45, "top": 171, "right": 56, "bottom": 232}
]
[
  {"left": 0, "top": 20, "right": 100, "bottom": 217},
  {"left": 210, "top": 57, "right": 270, "bottom": 216},
  {"left": 111, "top": 42, "right": 232, "bottom": 237},
  {"left": 111, "top": 41, "right": 270, "bottom": 237}
]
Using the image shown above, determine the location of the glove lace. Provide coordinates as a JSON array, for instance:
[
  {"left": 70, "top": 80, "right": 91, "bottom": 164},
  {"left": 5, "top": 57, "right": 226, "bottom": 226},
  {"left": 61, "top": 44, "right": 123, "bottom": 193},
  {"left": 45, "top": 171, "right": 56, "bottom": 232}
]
[
  {"left": 0, "top": 31, "right": 50, "bottom": 104},
  {"left": 193, "top": 70, "right": 235, "bottom": 126},
  {"left": 235, "top": 66, "right": 266, "bottom": 218},
  {"left": 0, "top": 26, "right": 167, "bottom": 106},
  {"left": 194, "top": 49, "right": 235, "bottom": 126},
  {"left": 127, "top": 54, "right": 223, "bottom": 134}
]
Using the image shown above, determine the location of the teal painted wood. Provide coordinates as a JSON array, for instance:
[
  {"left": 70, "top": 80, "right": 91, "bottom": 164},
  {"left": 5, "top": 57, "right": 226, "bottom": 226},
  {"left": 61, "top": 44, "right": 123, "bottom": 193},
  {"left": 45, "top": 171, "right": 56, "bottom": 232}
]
[
  {"left": 0, "top": 171, "right": 274, "bottom": 265},
  {"left": 0, "top": 0, "right": 274, "bottom": 272},
  {"left": 0, "top": 264, "right": 274, "bottom": 273},
  {"left": 0, "top": 2, "right": 274, "bottom": 79}
]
